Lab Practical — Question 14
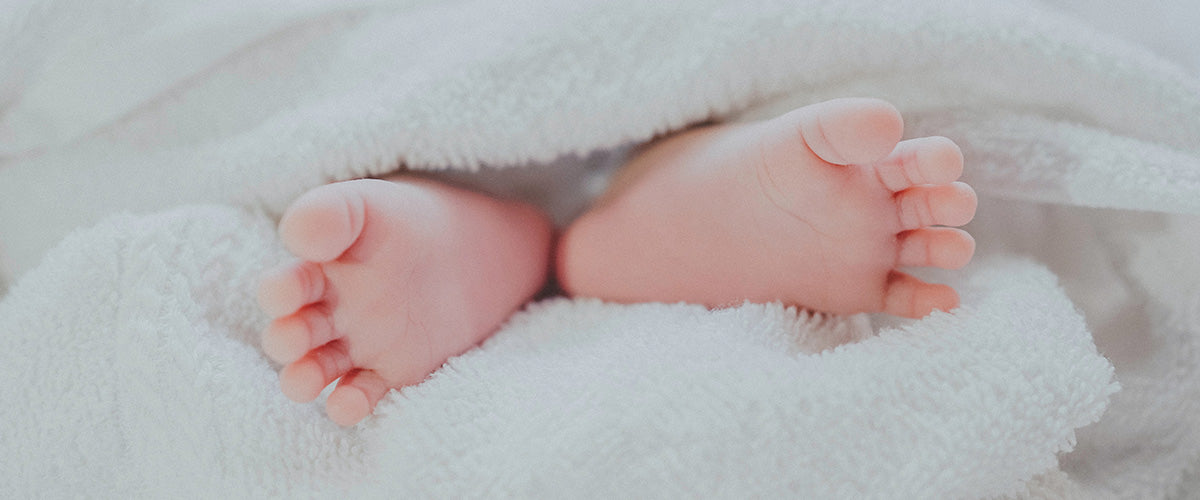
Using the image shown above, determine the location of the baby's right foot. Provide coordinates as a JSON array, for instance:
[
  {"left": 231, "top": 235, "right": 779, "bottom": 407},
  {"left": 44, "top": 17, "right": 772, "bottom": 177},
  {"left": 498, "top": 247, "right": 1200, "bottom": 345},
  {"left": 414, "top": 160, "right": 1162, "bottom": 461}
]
[
  {"left": 257, "top": 177, "right": 552, "bottom": 426},
  {"left": 558, "top": 98, "right": 976, "bottom": 318}
]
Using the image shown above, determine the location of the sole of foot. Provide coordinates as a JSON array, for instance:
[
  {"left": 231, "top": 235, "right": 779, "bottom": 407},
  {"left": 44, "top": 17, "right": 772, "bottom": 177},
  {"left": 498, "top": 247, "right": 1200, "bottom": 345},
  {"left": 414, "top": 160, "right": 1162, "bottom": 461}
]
[
  {"left": 258, "top": 177, "right": 553, "bottom": 426},
  {"left": 558, "top": 98, "right": 976, "bottom": 318}
]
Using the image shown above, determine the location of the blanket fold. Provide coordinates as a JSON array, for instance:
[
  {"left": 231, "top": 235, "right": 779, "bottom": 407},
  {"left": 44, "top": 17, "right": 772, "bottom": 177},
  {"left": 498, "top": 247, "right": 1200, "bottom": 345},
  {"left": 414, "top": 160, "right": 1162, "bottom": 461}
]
[
  {"left": 0, "top": 206, "right": 1114, "bottom": 498},
  {"left": 1, "top": 0, "right": 1198, "bottom": 498}
]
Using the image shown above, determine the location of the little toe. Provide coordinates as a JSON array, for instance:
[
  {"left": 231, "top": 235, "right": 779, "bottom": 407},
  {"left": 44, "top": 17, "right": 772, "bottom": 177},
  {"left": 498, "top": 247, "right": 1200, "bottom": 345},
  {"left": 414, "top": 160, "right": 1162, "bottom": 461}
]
[
  {"left": 279, "top": 182, "right": 368, "bottom": 263},
  {"left": 279, "top": 340, "right": 354, "bottom": 403},
  {"left": 872, "top": 136, "right": 964, "bottom": 191},
  {"left": 262, "top": 304, "right": 339, "bottom": 364},
  {"left": 897, "top": 228, "right": 976, "bottom": 269},
  {"left": 895, "top": 182, "right": 977, "bottom": 230},
  {"left": 257, "top": 261, "right": 326, "bottom": 318},
  {"left": 883, "top": 271, "right": 960, "bottom": 318},
  {"left": 783, "top": 97, "right": 904, "bottom": 165},
  {"left": 326, "top": 369, "right": 392, "bottom": 427}
]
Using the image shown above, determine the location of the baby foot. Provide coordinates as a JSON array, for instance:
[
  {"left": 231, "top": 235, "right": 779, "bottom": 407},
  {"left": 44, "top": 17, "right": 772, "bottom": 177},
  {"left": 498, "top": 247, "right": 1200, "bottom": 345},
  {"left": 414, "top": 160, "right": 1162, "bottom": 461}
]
[
  {"left": 558, "top": 98, "right": 977, "bottom": 318},
  {"left": 258, "top": 177, "right": 552, "bottom": 426}
]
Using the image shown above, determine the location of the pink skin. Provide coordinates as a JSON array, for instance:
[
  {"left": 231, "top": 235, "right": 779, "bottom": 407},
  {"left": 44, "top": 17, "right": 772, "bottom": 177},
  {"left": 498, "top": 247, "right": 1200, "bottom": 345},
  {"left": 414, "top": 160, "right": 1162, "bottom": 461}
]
[
  {"left": 258, "top": 98, "right": 977, "bottom": 426},
  {"left": 258, "top": 177, "right": 553, "bottom": 426},
  {"left": 558, "top": 98, "right": 976, "bottom": 316}
]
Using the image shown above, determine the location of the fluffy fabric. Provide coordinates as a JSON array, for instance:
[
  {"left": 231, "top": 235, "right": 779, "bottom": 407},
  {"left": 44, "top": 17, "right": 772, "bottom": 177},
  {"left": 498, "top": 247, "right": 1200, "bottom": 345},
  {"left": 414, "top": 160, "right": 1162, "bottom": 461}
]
[
  {"left": 0, "top": 206, "right": 1112, "bottom": 498},
  {"left": 0, "top": 0, "right": 1196, "bottom": 497}
]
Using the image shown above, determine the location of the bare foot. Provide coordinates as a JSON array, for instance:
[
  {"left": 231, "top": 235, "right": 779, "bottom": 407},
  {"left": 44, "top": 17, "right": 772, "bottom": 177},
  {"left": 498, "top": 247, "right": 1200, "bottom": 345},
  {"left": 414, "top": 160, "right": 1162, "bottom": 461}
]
[
  {"left": 258, "top": 177, "right": 552, "bottom": 426},
  {"left": 558, "top": 98, "right": 977, "bottom": 318}
]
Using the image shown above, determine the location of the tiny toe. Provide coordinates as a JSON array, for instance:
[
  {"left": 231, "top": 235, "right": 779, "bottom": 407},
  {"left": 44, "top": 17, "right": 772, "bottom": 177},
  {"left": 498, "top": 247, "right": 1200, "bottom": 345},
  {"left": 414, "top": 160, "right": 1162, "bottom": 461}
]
[
  {"left": 257, "top": 261, "right": 326, "bottom": 318},
  {"left": 262, "top": 304, "right": 339, "bottom": 364},
  {"left": 872, "top": 136, "right": 964, "bottom": 191},
  {"left": 895, "top": 182, "right": 978, "bottom": 229},
  {"left": 897, "top": 228, "right": 976, "bottom": 269},
  {"left": 327, "top": 370, "right": 392, "bottom": 427},
  {"left": 883, "top": 271, "right": 960, "bottom": 318},
  {"left": 279, "top": 183, "right": 367, "bottom": 262},
  {"left": 279, "top": 340, "right": 354, "bottom": 403},
  {"left": 785, "top": 97, "right": 904, "bottom": 165}
]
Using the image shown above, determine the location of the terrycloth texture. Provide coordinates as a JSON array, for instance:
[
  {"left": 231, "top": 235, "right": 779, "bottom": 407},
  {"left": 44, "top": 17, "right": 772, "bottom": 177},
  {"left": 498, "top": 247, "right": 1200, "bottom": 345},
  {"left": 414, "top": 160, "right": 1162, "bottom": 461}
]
[
  {"left": 0, "top": 206, "right": 1111, "bottom": 498},
  {"left": 0, "top": 0, "right": 1196, "bottom": 497}
]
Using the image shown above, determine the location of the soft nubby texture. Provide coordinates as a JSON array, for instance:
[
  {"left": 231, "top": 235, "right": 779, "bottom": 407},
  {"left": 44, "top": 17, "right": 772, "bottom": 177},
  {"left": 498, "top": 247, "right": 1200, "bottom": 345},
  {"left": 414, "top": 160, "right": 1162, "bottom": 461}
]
[{"left": 1, "top": 0, "right": 1198, "bottom": 498}]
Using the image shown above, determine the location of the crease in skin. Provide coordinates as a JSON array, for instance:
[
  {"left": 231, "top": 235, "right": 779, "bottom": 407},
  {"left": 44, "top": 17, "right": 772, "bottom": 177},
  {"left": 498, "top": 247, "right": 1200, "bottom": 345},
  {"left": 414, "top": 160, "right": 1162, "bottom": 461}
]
[
  {"left": 907, "top": 146, "right": 928, "bottom": 185},
  {"left": 754, "top": 128, "right": 836, "bottom": 306},
  {"left": 895, "top": 190, "right": 927, "bottom": 230},
  {"left": 895, "top": 145, "right": 921, "bottom": 186},
  {"left": 884, "top": 272, "right": 910, "bottom": 315},
  {"left": 888, "top": 192, "right": 907, "bottom": 236},
  {"left": 340, "top": 193, "right": 368, "bottom": 264},
  {"left": 873, "top": 158, "right": 907, "bottom": 232},
  {"left": 411, "top": 306, "right": 434, "bottom": 383},
  {"left": 915, "top": 193, "right": 934, "bottom": 227},
  {"left": 314, "top": 303, "right": 339, "bottom": 346},
  {"left": 754, "top": 133, "right": 831, "bottom": 242},
  {"left": 322, "top": 276, "right": 340, "bottom": 311},
  {"left": 806, "top": 111, "right": 844, "bottom": 165},
  {"left": 921, "top": 232, "right": 936, "bottom": 267},
  {"left": 911, "top": 230, "right": 935, "bottom": 268},
  {"left": 299, "top": 263, "right": 324, "bottom": 307},
  {"left": 262, "top": 99, "right": 975, "bottom": 426},
  {"left": 873, "top": 161, "right": 894, "bottom": 192},
  {"left": 304, "top": 339, "right": 349, "bottom": 393}
]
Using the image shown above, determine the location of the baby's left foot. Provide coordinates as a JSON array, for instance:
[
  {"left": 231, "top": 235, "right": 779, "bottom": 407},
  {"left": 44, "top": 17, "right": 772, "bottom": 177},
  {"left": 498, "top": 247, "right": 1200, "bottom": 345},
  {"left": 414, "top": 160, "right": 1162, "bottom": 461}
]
[{"left": 558, "top": 98, "right": 977, "bottom": 318}]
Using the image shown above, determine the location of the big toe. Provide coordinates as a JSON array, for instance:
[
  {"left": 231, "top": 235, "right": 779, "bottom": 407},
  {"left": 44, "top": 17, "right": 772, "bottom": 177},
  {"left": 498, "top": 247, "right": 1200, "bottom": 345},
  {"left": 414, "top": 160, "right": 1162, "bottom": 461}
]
[
  {"left": 279, "top": 182, "right": 368, "bottom": 262},
  {"left": 785, "top": 97, "right": 904, "bottom": 165}
]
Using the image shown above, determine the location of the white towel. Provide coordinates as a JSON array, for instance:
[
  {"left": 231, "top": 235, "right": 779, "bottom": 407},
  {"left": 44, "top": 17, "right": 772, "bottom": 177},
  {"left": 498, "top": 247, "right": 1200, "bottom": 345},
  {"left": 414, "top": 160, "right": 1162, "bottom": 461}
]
[{"left": 1, "top": 0, "right": 1197, "bottom": 497}]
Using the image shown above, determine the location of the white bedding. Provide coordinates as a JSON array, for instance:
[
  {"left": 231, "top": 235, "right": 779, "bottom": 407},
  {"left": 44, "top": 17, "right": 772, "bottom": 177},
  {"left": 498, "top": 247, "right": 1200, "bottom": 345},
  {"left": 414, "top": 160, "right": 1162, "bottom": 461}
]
[{"left": 1, "top": 1, "right": 1198, "bottom": 498}]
